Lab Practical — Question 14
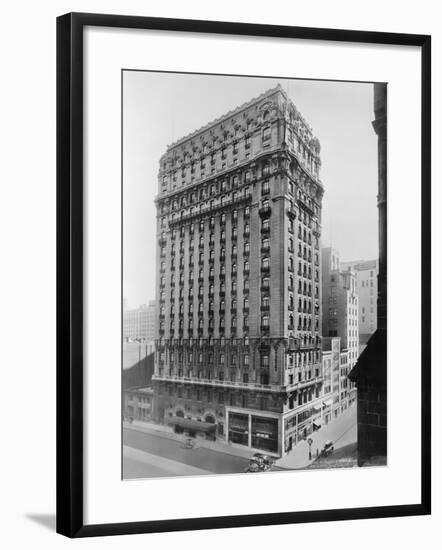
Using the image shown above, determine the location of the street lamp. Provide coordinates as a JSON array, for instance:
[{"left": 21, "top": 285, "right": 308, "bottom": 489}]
[{"left": 307, "top": 437, "right": 313, "bottom": 460}]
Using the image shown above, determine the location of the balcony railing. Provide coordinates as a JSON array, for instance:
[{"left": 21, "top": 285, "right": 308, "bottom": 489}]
[
  {"left": 152, "top": 373, "right": 283, "bottom": 392},
  {"left": 169, "top": 191, "right": 253, "bottom": 228}
]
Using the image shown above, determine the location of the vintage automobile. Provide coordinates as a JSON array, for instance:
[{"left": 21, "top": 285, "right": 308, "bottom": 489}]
[
  {"left": 321, "top": 440, "right": 334, "bottom": 457},
  {"left": 245, "top": 453, "right": 276, "bottom": 473}
]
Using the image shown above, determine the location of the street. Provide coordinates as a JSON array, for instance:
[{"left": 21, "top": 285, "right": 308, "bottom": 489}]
[
  {"left": 123, "top": 404, "right": 358, "bottom": 479},
  {"left": 277, "top": 403, "right": 357, "bottom": 470},
  {"left": 123, "top": 427, "right": 250, "bottom": 479}
]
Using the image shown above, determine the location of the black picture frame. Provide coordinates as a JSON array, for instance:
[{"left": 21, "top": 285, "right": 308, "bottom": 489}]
[{"left": 56, "top": 12, "right": 431, "bottom": 538}]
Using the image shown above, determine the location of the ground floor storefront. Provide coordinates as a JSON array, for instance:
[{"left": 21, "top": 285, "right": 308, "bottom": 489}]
[{"left": 226, "top": 409, "right": 280, "bottom": 455}]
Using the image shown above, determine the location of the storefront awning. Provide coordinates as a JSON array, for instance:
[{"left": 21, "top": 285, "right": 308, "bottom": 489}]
[
  {"left": 170, "top": 417, "right": 216, "bottom": 432},
  {"left": 323, "top": 398, "right": 333, "bottom": 407},
  {"left": 313, "top": 404, "right": 322, "bottom": 412}
]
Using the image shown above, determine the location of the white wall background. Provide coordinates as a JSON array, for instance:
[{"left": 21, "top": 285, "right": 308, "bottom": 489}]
[{"left": 0, "top": 0, "right": 439, "bottom": 548}]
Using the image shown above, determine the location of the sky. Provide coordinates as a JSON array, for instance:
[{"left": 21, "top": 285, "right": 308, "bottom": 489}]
[{"left": 123, "top": 71, "right": 379, "bottom": 309}]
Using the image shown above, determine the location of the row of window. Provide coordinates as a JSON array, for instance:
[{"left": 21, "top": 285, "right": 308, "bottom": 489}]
[
  {"left": 161, "top": 150, "right": 273, "bottom": 190},
  {"left": 164, "top": 207, "right": 251, "bottom": 234}
]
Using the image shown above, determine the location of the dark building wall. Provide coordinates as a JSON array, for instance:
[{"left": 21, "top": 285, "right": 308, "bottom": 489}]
[
  {"left": 356, "top": 384, "right": 387, "bottom": 465},
  {"left": 349, "top": 82, "right": 387, "bottom": 465},
  {"left": 122, "top": 352, "right": 155, "bottom": 391}
]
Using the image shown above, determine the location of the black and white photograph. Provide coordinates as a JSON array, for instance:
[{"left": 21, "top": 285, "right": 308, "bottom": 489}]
[{"left": 122, "top": 71, "right": 387, "bottom": 479}]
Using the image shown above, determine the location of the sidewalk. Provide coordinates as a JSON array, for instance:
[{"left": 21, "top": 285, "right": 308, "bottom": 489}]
[
  {"left": 123, "top": 419, "right": 256, "bottom": 460},
  {"left": 277, "top": 404, "right": 357, "bottom": 470}
]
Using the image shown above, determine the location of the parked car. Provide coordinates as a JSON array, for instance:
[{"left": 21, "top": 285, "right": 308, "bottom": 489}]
[
  {"left": 245, "top": 453, "right": 275, "bottom": 473},
  {"left": 321, "top": 440, "right": 334, "bottom": 457}
]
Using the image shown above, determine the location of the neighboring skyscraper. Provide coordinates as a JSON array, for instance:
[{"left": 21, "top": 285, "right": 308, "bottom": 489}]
[
  {"left": 123, "top": 301, "right": 156, "bottom": 341},
  {"left": 153, "top": 85, "right": 324, "bottom": 456},
  {"left": 321, "top": 247, "right": 359, "bottom": 404},
  {"left": 341, "top": 259, "right": 378, "bottom": 340},
  {"left": 145, "top": 300, "right": 156, "bottom": 341}
]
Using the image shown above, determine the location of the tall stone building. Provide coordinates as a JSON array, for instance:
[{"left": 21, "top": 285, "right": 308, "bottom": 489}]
[
  {"left": 321, "top": 247, "right": 358, "bottom": 405},
  {"left": 152, "top": 85, "right": 324, "bottom": 456}
]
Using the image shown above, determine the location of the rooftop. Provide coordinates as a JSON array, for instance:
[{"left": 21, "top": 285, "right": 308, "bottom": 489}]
[{"left": 164, "top": 84, "right": 316, "bottom": 153}]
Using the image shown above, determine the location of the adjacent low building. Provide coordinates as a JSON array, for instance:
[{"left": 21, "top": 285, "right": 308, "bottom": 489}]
[{"left": 124, "top": 386, "right": 155, "bottom": 422}]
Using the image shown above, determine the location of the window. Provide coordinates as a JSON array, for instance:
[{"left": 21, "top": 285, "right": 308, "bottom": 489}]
[
  {"left": 262, "top": 127, "right": 271, "bottom": 142},
  {"left": 262, "top": 180, "right": 270, "bottom": 194}
]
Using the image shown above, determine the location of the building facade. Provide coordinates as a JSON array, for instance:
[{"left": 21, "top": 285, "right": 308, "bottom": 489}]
[
  {"left": 152, "top": 86, "right": 324, "bottom": 456},
  {"left": 124, "top": 386, "right": 155, "bottom": 422},
  {"left": 321, "top": 247, "right": 358, "bottom": 404},
  {"left": 341, "top": 259, "right": 378, "bottom": 338},
  {"left": 123, "top": 301, "right": 156, "bottom": 341},
  {"left": 322, "top": 337, "right": 351, "bottom": 420}
]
